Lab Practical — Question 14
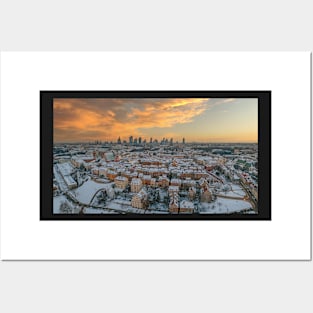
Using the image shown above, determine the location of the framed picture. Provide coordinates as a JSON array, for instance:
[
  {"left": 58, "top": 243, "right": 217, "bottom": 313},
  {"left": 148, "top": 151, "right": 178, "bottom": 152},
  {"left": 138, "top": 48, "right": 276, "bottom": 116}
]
[
  {"left": 2, "top": 52, "right": 309, "bottom": 260},
  {"left": 41, "top": 90, "right": 271, "bottom": 220}
]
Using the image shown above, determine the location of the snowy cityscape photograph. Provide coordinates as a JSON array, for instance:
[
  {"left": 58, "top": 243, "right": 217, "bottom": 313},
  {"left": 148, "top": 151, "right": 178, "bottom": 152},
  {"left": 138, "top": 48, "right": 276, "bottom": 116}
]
[{"left": 53, "top": 98, "right": 258, "bottom": 216}]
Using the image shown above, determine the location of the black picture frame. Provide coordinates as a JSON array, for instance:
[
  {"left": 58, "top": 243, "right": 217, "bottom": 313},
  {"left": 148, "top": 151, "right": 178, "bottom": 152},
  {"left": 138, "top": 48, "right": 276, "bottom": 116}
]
[{"left": 41, "top": 91, "right": 271, "bottom": 220}]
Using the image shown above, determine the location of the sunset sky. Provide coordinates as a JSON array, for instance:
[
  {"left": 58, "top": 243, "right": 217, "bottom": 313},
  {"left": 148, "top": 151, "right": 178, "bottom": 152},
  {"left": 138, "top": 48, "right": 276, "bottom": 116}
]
[{"left": 53, "top": 98, "right": 258, "bottom": 143}]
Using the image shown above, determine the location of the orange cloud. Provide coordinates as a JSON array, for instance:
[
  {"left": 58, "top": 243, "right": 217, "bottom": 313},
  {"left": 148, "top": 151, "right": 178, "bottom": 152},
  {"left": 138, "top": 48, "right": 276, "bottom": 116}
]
[{"left": 53, "top": 98, "right": 211, "bottom": 142}]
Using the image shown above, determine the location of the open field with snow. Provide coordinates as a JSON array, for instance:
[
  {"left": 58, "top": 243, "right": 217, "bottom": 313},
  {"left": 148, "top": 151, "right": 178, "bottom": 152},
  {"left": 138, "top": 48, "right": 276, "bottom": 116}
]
[{"left": 199, "top": 197, "right": 254, "bottom": 214}]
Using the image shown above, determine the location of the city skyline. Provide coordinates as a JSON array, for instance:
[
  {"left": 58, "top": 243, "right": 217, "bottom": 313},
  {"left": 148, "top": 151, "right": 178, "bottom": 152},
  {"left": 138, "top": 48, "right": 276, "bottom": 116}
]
[
  {"left": 54, "top": 98, "right": 258, "bottom": 143},
  {"left": 55, "top": 136, "right": 257, "bottom": 145}
]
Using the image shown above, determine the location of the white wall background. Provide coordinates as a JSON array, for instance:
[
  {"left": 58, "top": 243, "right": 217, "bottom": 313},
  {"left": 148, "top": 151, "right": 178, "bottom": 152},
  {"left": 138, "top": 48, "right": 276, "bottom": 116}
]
[{"left": 0, "top": 1, "right": 312, "bottom": 312}]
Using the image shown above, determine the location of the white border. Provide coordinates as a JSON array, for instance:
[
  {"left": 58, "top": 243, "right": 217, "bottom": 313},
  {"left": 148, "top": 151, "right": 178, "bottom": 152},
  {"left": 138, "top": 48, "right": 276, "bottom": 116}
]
[{"left": 0, "top": 52, "right": 311, "bottom": 260}]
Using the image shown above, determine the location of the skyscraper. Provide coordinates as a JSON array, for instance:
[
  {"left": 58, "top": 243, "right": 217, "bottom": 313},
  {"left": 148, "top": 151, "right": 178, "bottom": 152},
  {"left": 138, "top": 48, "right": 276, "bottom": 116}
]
[
  {"left": 182, "top": 137, "right": 185, "bottom": 144},
  {"left": 129, "top": 136, "right": 133, "bottom": 144}
]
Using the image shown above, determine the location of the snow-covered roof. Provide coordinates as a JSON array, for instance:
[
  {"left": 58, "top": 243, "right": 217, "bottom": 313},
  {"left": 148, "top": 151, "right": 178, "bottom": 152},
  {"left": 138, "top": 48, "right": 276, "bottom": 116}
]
[
  {"left": 57, "top": 162, "right": 73, "bottom": 176},
  {"left": 107, "top": 169, "right": 117, "bottom": 174},
  {"left": 74, "top": 180, "right": 113, "bottom": 204},
  {"left": 133, "top": 188, "right": 148, "bottom": 200},
  {"left": 131, "top": 178, "right": 142, "bottom": 185},
  {"left": 168, "top": 186, "right": 179, "bottom": 192},
  {"left": 115, "top": 176, "right": 128, "bottom": 182}
]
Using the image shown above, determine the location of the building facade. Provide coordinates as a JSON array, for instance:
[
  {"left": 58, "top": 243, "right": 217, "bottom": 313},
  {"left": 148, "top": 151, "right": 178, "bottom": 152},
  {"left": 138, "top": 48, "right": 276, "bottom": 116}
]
[
  {"left": 131, "top": 188, "right": 148, "bottom": 209},
  {"left": 131, "top": 178, "right": 143, "bottom": 193},
  {"left": 114, "top": 176, "right": 128, "bottom": 190}
]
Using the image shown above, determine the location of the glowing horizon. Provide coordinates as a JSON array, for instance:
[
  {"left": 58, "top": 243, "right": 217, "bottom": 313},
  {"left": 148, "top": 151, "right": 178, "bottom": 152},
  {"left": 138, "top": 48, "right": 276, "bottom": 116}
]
[{"left": 53, "top": 98, "right": 258, "bottom": 143}]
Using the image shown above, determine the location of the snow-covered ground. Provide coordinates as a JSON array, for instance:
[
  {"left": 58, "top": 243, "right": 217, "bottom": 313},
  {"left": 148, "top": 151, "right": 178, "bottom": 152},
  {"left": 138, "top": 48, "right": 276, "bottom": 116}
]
[
  {"left": 149, "top": 203, "right": 169, "bottom": 212},
  {"left": 216, "top": 183, "right": 247, "bottom": 198},
  {"left": 53, "top": 195, "right": 80, "bottom": 214},
  {"left": 230, "top": 183, "right": 246, "bottom": 196},
  {"left": 105, "top": 200, "right": 169, "bottom": 214},
  {"left": 199, "top": 197, "right": 254, "bottom": 214},
  {"left": 83, "top": 207, "right": 118, "bottom": 214},
  {"left": 53, "top": 195, "right": 68, "bottom": 213},
  {"left": 53, "top": 166, "right": 68, "bottom": 192}
]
